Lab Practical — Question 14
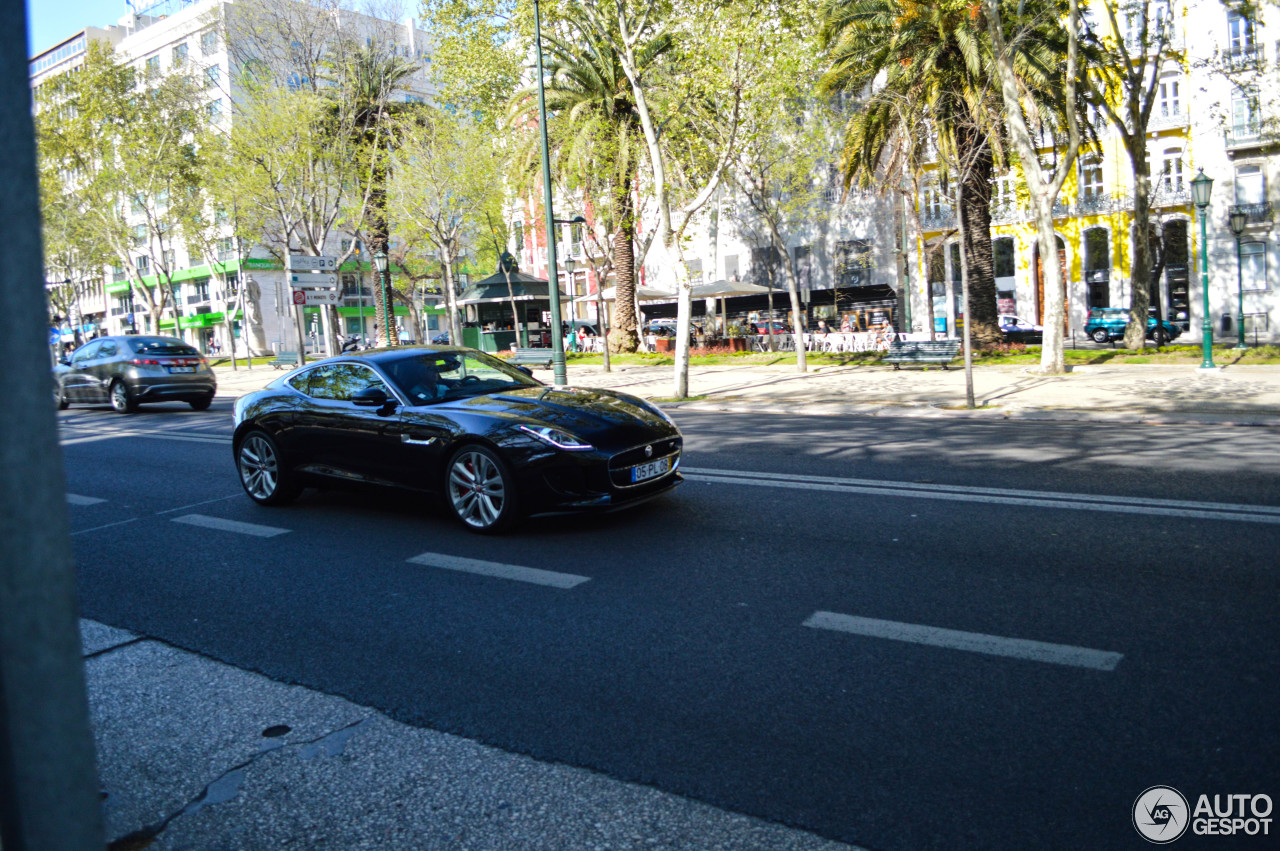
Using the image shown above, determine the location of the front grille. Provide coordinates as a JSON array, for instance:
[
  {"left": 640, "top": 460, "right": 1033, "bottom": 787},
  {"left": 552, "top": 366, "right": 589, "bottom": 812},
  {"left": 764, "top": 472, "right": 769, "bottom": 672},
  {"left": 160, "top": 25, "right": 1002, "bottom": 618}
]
[{"left": 608, "top": 436, "right": 682, "bottom": 489}]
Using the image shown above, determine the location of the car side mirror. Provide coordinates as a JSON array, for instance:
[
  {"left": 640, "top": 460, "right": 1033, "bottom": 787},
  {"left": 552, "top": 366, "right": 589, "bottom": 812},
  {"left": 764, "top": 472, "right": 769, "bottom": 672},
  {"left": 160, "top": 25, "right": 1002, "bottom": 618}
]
[{"left": 352, "top": 386, "right": 395, "bottom": 409}]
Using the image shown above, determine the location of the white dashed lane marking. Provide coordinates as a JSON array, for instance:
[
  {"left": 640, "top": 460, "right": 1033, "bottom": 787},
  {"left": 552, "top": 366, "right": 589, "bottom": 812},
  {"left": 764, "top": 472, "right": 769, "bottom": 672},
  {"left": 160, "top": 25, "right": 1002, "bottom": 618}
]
[
  {"left": 66, "top": 494, "right": 106, "bottom": 505},
  {"left": 803, "top": 611, "right": 1123, "bottom": 671},
  {"left": 407, "top": 552, "right": 591, "bottom": 589},
  {"left": 171, "top": 514, "right": 290, "bottom": 538}
]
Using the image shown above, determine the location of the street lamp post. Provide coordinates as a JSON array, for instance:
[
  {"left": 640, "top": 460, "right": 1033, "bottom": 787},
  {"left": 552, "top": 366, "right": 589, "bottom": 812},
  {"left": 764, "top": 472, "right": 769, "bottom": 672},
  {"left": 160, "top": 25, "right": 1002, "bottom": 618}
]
[
  {"left": 533, "top": 0, "right": 567, "bottom": 386},
  {"left": 373, "top": 249, "right": 392, "bottom": 347},
  {"left": 1190, "top": 169, "right": 1215, "bottom": 370},
  {"left": 1229, "top": 208, "right": 1248, "bottom": 350}
]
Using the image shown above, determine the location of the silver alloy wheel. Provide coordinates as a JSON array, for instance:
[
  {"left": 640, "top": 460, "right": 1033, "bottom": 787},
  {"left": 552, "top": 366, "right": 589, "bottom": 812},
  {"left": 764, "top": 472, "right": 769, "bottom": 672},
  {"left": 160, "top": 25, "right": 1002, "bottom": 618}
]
[
  {"left": 239, "top": 434, "right": 279, "bottom": 500},
  {"left": 110, "top": 381, "right": 131, "bottom": 413},
  {"left": 447, "top": 449, "right": 507, "bottom": 529}
]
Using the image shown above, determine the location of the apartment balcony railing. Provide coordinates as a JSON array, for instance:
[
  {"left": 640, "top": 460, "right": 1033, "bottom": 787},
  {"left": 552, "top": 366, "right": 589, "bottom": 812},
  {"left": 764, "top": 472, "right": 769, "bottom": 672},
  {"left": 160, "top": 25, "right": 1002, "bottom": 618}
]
[
  {"left": 1225, "top": 123, "right": 1272, "bottom": 149},
  {"left": 1151, "top": 187, "right": 1192, "bottom": 208},
  {"left": 1148, "top": 107, "right": 1189, "bottom": 131},
  {"left": 1230, "top": 202, "right": 1274, "bottom": 225},
  {"left": 1224, "top": 44, "right": 1265, "bottom": 70},
  {"left": 918, "top": 208, "right": 956, "bottom": 230}
]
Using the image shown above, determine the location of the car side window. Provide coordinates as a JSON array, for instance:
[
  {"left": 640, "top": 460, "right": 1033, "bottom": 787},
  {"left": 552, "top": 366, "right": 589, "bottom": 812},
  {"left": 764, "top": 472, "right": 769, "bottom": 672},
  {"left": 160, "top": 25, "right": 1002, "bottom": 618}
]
[
  {"left": 306, "top": 364, "right": 388, "bottom": 402},
  {"left": 71, "top": 341, "right": 101, "bottom": 364},
  {"left": 98, "top": 341, "right": 118, "bottom": 358}
]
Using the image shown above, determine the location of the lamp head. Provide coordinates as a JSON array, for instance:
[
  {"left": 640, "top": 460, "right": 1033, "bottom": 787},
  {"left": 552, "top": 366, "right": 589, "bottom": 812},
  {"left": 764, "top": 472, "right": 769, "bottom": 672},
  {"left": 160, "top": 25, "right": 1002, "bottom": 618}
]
[
  {"left": 373, "top": 249, "right": 388, "bottom": 273},
  {"left": 1190, "top": 169, "right": 1213, "bottom": 209},
  {"left": 1229, "top": 209, "right": 1249, "bottom": 236}
]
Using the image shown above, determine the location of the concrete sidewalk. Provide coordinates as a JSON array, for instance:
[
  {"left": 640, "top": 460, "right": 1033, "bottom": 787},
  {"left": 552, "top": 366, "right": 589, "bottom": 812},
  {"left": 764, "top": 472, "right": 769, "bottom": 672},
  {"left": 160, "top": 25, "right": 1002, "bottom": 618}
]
[
  {"left": 82, "top": 621, "right": 861, "bottom": 850},
  {"left": 213, "top": 358, "right": 1280, "bottom": 426}
]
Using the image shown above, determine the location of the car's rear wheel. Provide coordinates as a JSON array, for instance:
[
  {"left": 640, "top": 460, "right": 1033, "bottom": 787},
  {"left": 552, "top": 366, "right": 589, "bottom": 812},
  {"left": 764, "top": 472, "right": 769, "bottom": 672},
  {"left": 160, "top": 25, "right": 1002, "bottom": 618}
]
[
  {"left": 1150, "top": 329, "right": 1170, "bottom": 345},
  {"left": 109, "top": 380, "right": 137, "bottom": 413},
  {"left": 1090, "top": 328, "right": 1111, "bottom": 344},
  {"left": 55, "top": 384, "right": 69, "bottom": 410},
  {"left": 189, "top": 395, "right": 213, "bottom": 411},
  {"left": 444, "top": 444, "right": 518, "bottom": 533},
  {"left": 237, "top": 430, "right": 299, "bottom": 505}
]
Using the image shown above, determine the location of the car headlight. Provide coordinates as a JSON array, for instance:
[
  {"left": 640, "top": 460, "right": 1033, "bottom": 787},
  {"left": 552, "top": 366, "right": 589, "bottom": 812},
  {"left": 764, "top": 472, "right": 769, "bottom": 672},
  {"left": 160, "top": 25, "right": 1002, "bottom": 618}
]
[{"left": 518, "top": 424, "right": 593, "bottom": 451}]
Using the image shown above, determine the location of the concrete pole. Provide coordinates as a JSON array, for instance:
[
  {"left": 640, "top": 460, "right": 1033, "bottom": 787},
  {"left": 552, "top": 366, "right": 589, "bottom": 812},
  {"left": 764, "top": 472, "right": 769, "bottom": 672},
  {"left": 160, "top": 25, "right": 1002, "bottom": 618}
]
[{"left": 0, "top": 1, "right": 106, "bottom": 846}]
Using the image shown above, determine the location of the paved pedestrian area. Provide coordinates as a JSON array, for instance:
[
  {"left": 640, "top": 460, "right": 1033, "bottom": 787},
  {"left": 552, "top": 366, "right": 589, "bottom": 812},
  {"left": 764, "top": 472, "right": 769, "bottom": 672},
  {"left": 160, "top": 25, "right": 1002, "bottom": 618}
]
[{"left": 212, "top": 358, "right": 1280, "bottom": 425}]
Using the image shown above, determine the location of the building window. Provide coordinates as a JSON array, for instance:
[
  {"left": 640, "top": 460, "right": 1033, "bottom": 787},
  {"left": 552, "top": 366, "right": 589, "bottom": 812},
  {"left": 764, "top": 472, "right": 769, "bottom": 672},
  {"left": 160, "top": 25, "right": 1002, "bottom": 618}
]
[
  {"left": 1241, "top": 242, "right": 1267, "bottom": 291},
  {"left": 205, "top": 65, "right": 220, "bottom": 88},
  {"left": 921, "top": 182, "right": 945, "bottom": 217},
  {"left": 132, "top": 224, "right": 147, "bottom": 248},
  {"left": 206, "top": 99, "right": 222, "bottom": 121},
  {"left": 172, "top": 43, "right": 188, "bottom": 65},
  {"left": 135, "top": 255, "right": 150, "bottom": 273},
  {"left": 187, "top": 279, "right": 210, "bottom": 305},
  {"left": 1235, "top": 164, "right": 1265, "bottom": 205},
  {"left": 1158, "top": 77, "right": 1180, "bottom": 117},
  {"left": 991, "top": 173, "right": 1015, "bottom": 211},
  {"left": 1079, "top": 156, "right": 1104, "bottom": 200},
  {"left": 1228, "top": 9, "right": 1256, "bottom": 55},
  {"left": 1232, "top": 87, "right": 1260, "bottom": 137},
  {"left": 200, "top": 30, "right": 218, "bottom": 56},
  {"left": 1160, "top": 147, "right": 1184, "bottom": 195},
  {"left": 1084, "top": 227, "right": 1111, "bottom": 308},
  {"left": 216, "top": 237, "right": 235, "bottom": 261},
  {"left": 145, "top": 55, "right": 160, "bottom": 74}
]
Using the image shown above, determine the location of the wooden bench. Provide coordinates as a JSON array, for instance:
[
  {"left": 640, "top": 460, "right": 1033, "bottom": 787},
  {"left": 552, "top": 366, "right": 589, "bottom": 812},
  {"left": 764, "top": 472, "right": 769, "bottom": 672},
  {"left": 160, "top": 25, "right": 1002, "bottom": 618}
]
[
  {"left": 883, "top": 340, "right": 962, "bottom": 369},
  {"left": 269, "top": 351, "right": 302, "bottom": 370},
  {"left": 507, "top": 347, "right": 554, "bottom": 369}
]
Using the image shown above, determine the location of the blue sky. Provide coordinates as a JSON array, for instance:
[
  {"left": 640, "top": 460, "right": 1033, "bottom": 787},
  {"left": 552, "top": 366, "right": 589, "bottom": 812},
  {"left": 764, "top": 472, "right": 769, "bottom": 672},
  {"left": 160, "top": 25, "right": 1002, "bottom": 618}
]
[{"left": 27, "top": 1, "right": 129, "bottom": 55}]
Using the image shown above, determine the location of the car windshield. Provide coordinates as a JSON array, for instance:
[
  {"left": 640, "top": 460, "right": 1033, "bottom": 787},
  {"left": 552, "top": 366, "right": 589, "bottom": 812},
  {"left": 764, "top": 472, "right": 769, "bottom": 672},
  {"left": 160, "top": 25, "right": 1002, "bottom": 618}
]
[
  {"left": 382, "top": 350, "right": 539, "bottom": 405},
  {"left": 130, "top": 338, "right": 200, "bottom": 356}
]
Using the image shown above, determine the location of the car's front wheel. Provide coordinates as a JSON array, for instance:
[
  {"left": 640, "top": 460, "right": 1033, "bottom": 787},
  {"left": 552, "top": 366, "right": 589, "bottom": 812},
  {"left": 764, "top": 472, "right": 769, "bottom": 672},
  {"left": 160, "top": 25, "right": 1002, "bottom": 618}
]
[
  {"left": 444, "top": 444, "right": 518, "bottom": 533},
  {"left": 55, "top": 384, "right": 69, "bottom": 410},
  {"left": 1150, "top": 329, "right": 1170, "bottom": 345},
  {"left": 109, "top": 380, "right": 137, "bottom": 413},
  {"left": 1090, "top": 328, "right": 1111, "bottom": 344},
  {"left": 236, "top": 430, "right": 299, "bottom": 505},
  {"left": 189, "top": 395, "right": 213, "bottom": 411}
]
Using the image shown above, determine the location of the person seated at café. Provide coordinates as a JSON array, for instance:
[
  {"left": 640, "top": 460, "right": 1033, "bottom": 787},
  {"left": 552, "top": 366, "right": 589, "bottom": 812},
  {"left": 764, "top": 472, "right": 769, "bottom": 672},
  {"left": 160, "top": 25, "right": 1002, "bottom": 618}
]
[{"left": 816, "top": 319, "right": 830, "bottom": 335}]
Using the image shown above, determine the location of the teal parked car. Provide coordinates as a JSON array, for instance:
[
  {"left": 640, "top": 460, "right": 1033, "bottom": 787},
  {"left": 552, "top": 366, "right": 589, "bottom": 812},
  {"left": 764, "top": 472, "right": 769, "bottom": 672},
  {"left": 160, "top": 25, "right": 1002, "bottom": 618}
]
[{"left": 1084, "top": 307, "right": 1181, "bottom": 345}]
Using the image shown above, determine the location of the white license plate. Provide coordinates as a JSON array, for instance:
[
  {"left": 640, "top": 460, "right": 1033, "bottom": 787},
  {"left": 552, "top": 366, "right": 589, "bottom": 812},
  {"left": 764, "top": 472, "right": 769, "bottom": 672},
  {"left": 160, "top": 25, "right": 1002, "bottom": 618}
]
[
  {"left": 631, "top": 456, "right": 671, "bottom": 483},
  {"left": 167, "top": 366, "right": 195, "bottom": 373}
]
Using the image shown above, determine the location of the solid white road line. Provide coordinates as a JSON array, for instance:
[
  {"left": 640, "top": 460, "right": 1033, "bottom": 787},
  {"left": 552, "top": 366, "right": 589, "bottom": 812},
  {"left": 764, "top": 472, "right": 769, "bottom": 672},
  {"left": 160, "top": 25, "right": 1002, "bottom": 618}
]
[
  {"left": 407, "top": 552, "right": 590, "bottom": 589},
  {"left": 71, "top": 518, "right": 138, "bottom": 536},
  {"left": 684, "top": 467, "right": 1280, "bottom": 525},
  {"left": 155, "top": 494, "right": 242, "bottom": 515},
  {"left": 803, "top": 611, "right": 1123, "bottom": 671},
  {"left": 172, "top": 513, "right": 290, "bottom": 538},
  {"left": 66, "top": 494, "right": 106, "bottom": 505}
]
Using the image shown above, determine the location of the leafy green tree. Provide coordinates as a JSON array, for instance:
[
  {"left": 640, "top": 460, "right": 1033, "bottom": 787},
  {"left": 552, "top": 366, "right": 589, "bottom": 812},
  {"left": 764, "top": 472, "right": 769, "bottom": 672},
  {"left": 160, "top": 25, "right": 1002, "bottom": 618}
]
[
  {"left": 509, "top": 5, "right": 673, "bottom": 354},
  {"left": 819, "top": 0, "right": 1064, "bottom": 347}
]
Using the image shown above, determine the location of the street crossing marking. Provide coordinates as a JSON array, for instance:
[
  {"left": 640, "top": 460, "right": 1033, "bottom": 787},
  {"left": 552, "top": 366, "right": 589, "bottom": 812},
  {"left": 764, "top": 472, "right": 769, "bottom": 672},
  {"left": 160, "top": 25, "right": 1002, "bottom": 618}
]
[
  {"left": 407, "top": 552, "right": 590, "bottom": 589},
  {"left": 172, "top": 514, "right": 290, "bottom": 538},
  {"left": 803, "top": 611, "right": 1123, "bottom": 671},
  {"left": 66, "top": 494, "right": 106, "bottom": 506},
  {"left": 684, "top": 467, "right": 1280, "bottom": 525}
]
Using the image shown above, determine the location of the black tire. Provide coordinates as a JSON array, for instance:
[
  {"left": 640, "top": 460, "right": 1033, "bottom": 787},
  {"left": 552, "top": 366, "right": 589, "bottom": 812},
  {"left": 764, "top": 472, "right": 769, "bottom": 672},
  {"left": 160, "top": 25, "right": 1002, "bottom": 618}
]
[
  {"left": 109, "top": 380, "right": 137, "bottom": 413},
  {"left": 189, "top": 395, "right": 214, "bottom": 411},
  {"left": 55, "top": 384, "right": 69, "bottom": 410},
  {"left": 236, "top": 430, "right": 300, "bottom": 505},
  {"left": 1150, "top": 329, "right": 1170, "bottom": 345},
  {"left": 1090, "top": 328, "right": 1111, "bottom": 344},
  {"left": 444, "top": 444, "right": 519, "bottom": 533}
]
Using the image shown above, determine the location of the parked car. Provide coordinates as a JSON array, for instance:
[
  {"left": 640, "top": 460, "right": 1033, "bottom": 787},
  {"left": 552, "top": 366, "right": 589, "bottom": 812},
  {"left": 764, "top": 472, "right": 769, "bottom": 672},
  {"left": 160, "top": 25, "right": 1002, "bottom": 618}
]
[
  {"left": 431, "top": 331, "right": 450, "bottom": 344},
  {"left": 54, "top": 335, "right": 216, "bottom": 413},
  {"left": 645, "top": 318, "right": 678, "bottom": 335},
  {"left": 1084, "top": 307, "right": 1181, "bottom": 345},
  {"left": 751, "top": 320, "right": 788, "bottom": 335},
  {"left": 232, "top": 346, "right": 683, "bottom": 533},
  {"left": 999, "top": 314, "right": 1043, "bottom": 343}
]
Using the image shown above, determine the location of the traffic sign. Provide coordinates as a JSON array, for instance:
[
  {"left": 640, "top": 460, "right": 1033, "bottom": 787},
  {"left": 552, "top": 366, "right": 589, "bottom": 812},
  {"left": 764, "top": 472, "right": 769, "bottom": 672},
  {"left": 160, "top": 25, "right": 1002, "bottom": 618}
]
[
  {"left": 292, "top": 290, "right": 306, "bottom": 305},
  {"left": 49, "top": 328, "right": 60, "bottom": 346},
  {"left": 299, "top": 290, "right": 339, "bottom": 305},
  {"left": 285, "top": 255, "right": 336, "bottom": 272},
  {"left": 289, "top": 273, "right": 338, "bottom": 287}
]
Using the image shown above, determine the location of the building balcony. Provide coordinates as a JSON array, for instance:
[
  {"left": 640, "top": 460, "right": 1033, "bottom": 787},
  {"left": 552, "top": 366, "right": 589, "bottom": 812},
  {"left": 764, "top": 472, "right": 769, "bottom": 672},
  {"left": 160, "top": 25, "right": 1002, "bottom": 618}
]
[
  {"left": 1147, "top": 107, "right": 1189, "bottom": 131},
  {"left": 1151, "top": 187, "right": 1191, "bottom": 208},
  {"left": 1224, "top": 44, "right": 1265, "bottom": 70},
  {"left": 1230, "top": 202, "right": 1274, "bottom": 225},
  {"left": 918, "top": 208, "right": 956, "bottom": 230},
  {"left": 1225, "top": 124, "right": 1272, "bottom": 150}
]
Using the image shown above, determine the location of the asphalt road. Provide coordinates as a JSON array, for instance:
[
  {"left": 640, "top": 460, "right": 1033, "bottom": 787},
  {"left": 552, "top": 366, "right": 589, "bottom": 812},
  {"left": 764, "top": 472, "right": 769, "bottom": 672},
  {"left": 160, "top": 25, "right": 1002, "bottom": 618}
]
[{"left": 60, "top": 400, "right": 1280, "bottom": 850}]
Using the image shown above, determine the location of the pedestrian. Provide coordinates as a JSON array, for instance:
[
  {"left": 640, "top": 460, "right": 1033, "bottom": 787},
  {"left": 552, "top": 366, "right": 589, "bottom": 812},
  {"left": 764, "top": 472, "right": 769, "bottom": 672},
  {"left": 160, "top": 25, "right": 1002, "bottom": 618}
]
[
  {"left": 840, "top": 315, "right": 852, "bottom": 333},
  {"left": 565, "top": 326, "right": 579, "bottom": 353}
]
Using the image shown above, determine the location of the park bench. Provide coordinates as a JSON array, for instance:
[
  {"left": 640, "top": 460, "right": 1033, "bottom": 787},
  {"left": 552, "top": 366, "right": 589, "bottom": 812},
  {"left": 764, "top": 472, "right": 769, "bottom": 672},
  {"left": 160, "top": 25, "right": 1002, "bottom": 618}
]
[
  {"left": 883, "top": 339, "right": 962, "bottom": 369},
  {"left": 269, "top": 351, "right": 302, "bottom": 370},
  {"left": 507, "top": 347, "right": 554, "bottom": 369}
]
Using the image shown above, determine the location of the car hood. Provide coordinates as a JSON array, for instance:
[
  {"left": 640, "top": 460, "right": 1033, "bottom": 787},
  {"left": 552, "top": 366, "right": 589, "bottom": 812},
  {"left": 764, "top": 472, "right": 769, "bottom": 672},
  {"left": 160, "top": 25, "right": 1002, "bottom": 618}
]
[{"left": 431, "top": 385, "right": 676, "bottom": 446}]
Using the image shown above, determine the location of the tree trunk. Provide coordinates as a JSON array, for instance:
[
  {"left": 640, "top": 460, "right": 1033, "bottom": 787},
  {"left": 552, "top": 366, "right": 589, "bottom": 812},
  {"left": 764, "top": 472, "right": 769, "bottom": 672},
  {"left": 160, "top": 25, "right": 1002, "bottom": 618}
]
[
  {"left": 1124, "top": 137, "right": 1152, "bottom": 350},
  {"left": 956, "top": 123, "right": 1000, "bottom": 347},
  {"left": 368, "top": 163, "right": 396, "bottom": 347},
  {"left": 768, "top": 222, "right": 806, "bottom": 372},
  {"left": 609, "top": 176, "right": 639, "bottom": 354}
]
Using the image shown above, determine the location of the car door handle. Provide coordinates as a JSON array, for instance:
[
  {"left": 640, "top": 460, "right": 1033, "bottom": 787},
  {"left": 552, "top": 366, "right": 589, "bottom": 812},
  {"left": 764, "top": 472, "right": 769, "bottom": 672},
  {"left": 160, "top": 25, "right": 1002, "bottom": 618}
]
[{"left": 401, "top": 433, "right": 437, "bottom": 446}]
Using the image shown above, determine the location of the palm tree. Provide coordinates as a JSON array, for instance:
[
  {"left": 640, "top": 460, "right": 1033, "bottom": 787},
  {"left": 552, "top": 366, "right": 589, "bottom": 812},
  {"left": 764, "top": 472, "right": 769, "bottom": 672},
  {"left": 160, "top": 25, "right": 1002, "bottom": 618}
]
[
  {"left": 508, "top": 10, "right": 671, "bottom": 355},
  {"left": 819, "top": 0, "right": 1065, "bottom": 346},
  {"left": 326, "top": 41, "right": 421, "bottom": 346}
]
